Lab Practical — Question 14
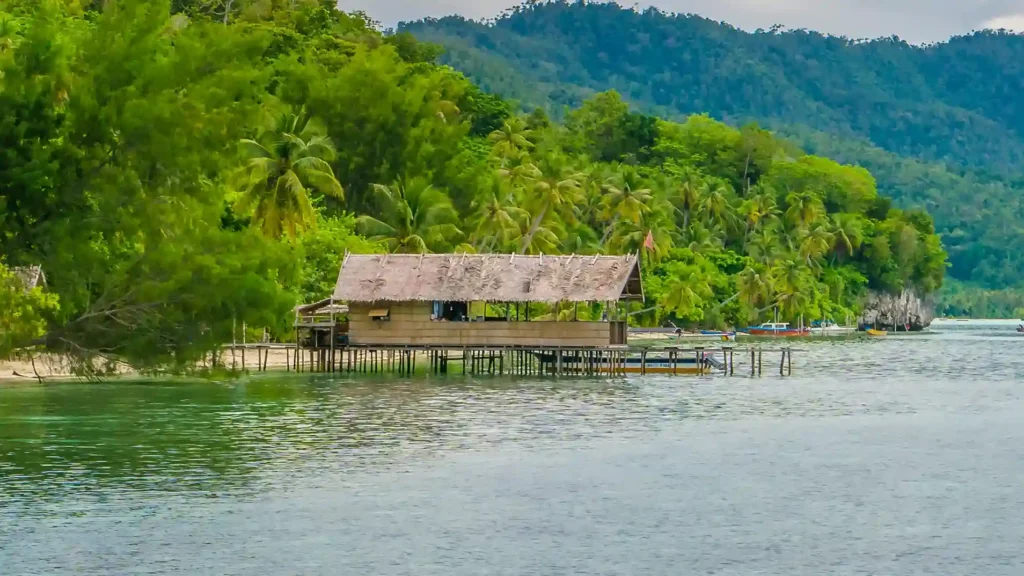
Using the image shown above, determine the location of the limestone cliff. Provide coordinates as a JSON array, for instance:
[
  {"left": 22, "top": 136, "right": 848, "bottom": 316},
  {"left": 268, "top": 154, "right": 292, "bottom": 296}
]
[{"left": 859, "top": 290, "right": 936, "bottom": 331}]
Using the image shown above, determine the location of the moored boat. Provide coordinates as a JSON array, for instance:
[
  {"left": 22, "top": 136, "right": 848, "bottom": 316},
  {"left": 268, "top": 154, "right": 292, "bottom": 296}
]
[
  {"left": 744, "top": 322, "right": 811, "bottom": 337},
  {"left": 866, "top": 329, "right": 888, "bottom": 337}
]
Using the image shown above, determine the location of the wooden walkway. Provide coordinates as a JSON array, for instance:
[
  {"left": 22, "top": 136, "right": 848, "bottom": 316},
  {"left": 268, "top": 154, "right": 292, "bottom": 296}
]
[{"left": 218, "top": 344, "right": 799, "bottom": 377}]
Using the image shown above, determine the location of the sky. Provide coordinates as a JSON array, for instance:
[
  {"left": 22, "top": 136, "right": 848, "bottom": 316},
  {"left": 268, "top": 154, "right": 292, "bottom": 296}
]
[{"left": 337, "top": 0, "right": 1024, "bottom": 44}]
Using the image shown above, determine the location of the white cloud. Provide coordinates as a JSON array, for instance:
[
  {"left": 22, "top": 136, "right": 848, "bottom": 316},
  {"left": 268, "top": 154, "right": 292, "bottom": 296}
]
[
  {"left": 340, "top": 0, "right": 1024, "bottom": 44},
  {"left": 983, "top": 13, "right": 1024, "bottom": 32}
]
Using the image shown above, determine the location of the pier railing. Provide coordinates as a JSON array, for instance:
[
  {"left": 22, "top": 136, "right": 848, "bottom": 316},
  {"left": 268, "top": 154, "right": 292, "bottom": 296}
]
[{"left": 222, "top": 344, "right": 800, "bottom": 377}]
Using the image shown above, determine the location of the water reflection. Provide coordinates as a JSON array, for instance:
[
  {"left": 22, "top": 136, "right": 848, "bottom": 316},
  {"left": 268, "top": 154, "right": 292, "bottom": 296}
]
[
  {"left": 3, "top": 332, "right": 1022, "bottom": 507},
  {"left": 2, "top": 332, "right": 1024, "bottom": 575}
]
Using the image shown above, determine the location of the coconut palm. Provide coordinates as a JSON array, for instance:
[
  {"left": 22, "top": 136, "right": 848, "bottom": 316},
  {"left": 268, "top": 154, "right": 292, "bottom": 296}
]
[
  {"left": 747, "top": 225, "right": 782, "bottom": 266},
  {"left": 497, "top": 155, "right": 540, "bottom": 188},
  {"left": 771, "top": 259, "right": 813, "bottom": 318},
  {"left": 357, "top": 177, "right": 463, "bottom": 254},
  {"left": 830, "top": 212, "right": 866, "bottom": 260},
  {"left": 469, "top": 181, "right": 528, "bottom": 252},
  {"left": 738, "top": 185, "right": 780, "bottom": 233},
  {"left": 608, "top": 209, "right": 675, "bottom": 262},
  {"left": 685, "top": 220, "right": 725, "bottom": 255},
  {"left": 598, "top": 166, "right": 655, "bottom": 247},
  {"left": 518, "top": 155, "right": 582, "bottom": 253},
  {"left": 672, "top": 176, "right": 702, "bottom": 232},
  {"left": 797, "top": 223, "right": 835, "bottom": 267},
  {"left": 601, "top": 167, "right": 654, "bottom": 225},
  {"left": 489, "top": 117, "right": 534, "bottom": 161},
  {"left": 698, "top": 181, "right": 735, "bottom": 229},
  {"left": 737, "top": 266, "right": 774, "bottom": 311},
  {"left": 234, "top": 112, "right": 344, "bottom": 239},
  {"left": 785, "top": 190, "right": 826, "bottom": 228},
  {"left": 662, "top": 269, "right": 714, "bottom": 322}
]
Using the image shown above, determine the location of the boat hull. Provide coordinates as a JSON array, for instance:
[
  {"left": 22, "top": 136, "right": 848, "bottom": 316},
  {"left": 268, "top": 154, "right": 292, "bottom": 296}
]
[{"left": 747, "top": 328, "right": 810, "bottom": 337}]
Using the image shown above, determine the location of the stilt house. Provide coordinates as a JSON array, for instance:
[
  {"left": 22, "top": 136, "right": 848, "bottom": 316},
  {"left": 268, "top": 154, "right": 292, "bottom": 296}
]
[{"left": 332, "top": 253, "right": 643, "bottom": 347}]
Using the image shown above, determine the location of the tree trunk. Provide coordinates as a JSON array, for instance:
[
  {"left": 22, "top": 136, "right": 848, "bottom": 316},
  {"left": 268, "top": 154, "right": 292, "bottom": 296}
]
[
  {"left": 598, "top": 214, "right": 620, "bottom": 248},
  {"left": 519, "top": 204, "right": 549, "bottom": 253}
]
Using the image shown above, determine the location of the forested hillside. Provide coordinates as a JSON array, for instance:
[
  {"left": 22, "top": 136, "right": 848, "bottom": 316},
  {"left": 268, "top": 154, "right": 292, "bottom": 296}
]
[
  {"left": 402, "top": 1, "right": 1024, "bottom": 291},
  {"left": 0, "top": 0, "right": 945, "bottom": 370}
]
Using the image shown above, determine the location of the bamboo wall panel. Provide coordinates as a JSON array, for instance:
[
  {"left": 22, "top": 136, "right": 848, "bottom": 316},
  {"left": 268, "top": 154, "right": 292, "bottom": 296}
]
[{"left": 348, "top": 302, "right": 613, "bottom": 347}]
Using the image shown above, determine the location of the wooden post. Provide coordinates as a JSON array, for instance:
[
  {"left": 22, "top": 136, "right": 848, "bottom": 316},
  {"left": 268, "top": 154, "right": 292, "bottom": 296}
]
[
  {"left": 758, "top": 348, "right": 762, "bottom": 376},
  {"left": 779, "top": 349, "right": 786, "bottom": 376},
  {"left": 329, "top": 316, "right": 336, "bottom": 373},
  {"left": 787, "top": 348, "right": 792, "bottom": 376}
]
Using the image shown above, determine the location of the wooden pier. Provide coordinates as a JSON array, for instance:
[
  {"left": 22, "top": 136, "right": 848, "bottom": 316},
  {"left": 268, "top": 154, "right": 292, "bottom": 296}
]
[{"left": 266, "top": 344, "right": 798, "bottom": 378}]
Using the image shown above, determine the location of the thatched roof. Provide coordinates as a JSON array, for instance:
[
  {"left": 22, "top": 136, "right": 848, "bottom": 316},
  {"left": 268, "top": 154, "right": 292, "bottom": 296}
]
[
  {"left": 332, "top": 253, "right": 643, "bottom": 303},
  {"left": 11, "top": 266, "right": 45, "bottom": 291},
  {"left": 295, "top": 298, "right": 349, "bottom": 315}
]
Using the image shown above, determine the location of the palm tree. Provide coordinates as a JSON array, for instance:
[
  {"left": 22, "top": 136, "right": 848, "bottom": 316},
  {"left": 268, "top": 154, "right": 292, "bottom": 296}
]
[
  {"left": 599, "top": 166, "right": 655, "bottom": 247},
  {"left": 662, "top": 269, "right": 714, "bottom": 322},
  {"left": 785, "top": 190, "right": 825, "bottom": 228},
  {"left": 685, "top": 220, "right": 725, "bottom": 255},
  {"left": 746, "top": 225, "right": 781, "bottom": 266},
  {"left": 672, "top": 176, "right": 702, "bottom": 232},
  {"left": 497, "top": 155, "right": 540, "bottom": 188},
  {"left": 830, "top": 213, "right": 866, "bottom": 260},
  {"left": 738, "top": 185, "right": 780, "bottom": 234},
  {"left": 771, "top": 259, "right": 812, "bottom": 318},
  {"left": 469, "top": 181, "right": 528, "bottom": 252},
  {"left": 608, "top": 209, "right": 674, "bottom": 262},
  {"left": 234, "top": 112, "right": 344, "bottom": 239},
  {"left": 737, "top": 266, "right": 774, "bottom": 311},
  {"left": 601, "top": 167, "right": 654, "bottom": 225},
  {"left": 357, "top": 177, "right": 463, "bottom": 253},
  {"left": 698, "top": 181, "right": 735, "bottom": 229},
  {"left": 797, "top": 223, "right": 835, "bottom": 268},
  {"left": 518, "top": 155, "right": 581, "bottom": 253},
  {"left": 489, "top": 118, "right": 534, "bottom": 161}
]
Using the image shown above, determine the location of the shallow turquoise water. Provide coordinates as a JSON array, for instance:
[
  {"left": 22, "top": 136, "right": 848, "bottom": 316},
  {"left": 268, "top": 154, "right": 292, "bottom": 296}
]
[{"left": 2, "top": 330, "right": 1024, "bottom": 574}]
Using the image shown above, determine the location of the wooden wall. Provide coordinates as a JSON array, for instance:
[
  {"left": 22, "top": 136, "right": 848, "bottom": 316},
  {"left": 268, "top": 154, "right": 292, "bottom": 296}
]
[{"left": 348, "top": 302, "right": 613, "bottom": 347}]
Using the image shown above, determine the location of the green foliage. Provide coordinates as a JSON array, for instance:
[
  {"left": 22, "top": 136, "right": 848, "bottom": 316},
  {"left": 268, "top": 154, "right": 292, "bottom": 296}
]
[
  {"left": 234, "top": 110, "right": 345, "bottom": 239},
  {"left": 0, "top": 0, "right": 955, "bottom": 375},
  {"left": 357, "top": 177, "right": 463, "bottom": 253},
  {"left": 0, "top": 264, "right": 60, "bottom": 359},
  {"left": 296, "top": 214, "right": 379, "bottom": 304},
  {"left": 403, "top": 2, "right": 1024, "bottom": 290},
  {"left": 936, "top": 280, "right": 1024, "bottom": 319}
]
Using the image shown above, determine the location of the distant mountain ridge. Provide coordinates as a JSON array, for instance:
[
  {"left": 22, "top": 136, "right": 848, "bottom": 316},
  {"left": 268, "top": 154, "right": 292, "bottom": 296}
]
[{"left": 401, "top": 1, "right": 1024, "bottom": 288}]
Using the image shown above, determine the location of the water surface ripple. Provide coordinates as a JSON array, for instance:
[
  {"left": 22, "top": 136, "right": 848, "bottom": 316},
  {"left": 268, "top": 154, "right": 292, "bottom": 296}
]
[{"left": 2, "top": 331, "right": 1023, "bottom": 574}]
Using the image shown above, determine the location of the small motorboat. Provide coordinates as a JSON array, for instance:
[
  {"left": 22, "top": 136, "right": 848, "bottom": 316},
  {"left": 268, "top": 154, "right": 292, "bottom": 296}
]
[
  {"left": 745, "top": 322, "right": 811, "bottom": 337},
  {"left": 866, "top": 329, "right": 888, "bottom": 337},
  {"left": 1017, "top": 325, "right": 1024, "bottom": 333}
]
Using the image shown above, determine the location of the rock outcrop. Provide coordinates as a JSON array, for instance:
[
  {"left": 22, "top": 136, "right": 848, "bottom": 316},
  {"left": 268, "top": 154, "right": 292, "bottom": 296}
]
[{"left": 859, "top": 289, "right": 935, "bottom": 331}]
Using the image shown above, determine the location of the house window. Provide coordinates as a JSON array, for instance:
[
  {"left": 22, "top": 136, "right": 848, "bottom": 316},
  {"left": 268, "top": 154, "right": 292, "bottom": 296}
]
[
  {"left": 368, "top": 307, "right": 390, "bottom": 321},
  {"left": 432, "top": 301, "right": 469, "bottom": 322}
]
